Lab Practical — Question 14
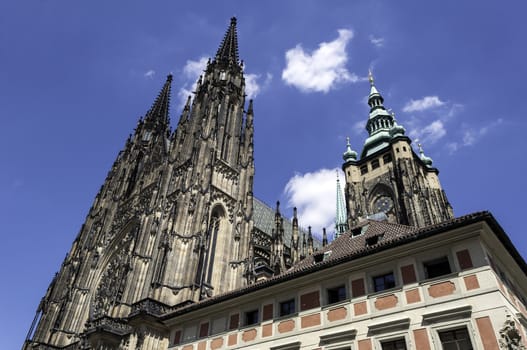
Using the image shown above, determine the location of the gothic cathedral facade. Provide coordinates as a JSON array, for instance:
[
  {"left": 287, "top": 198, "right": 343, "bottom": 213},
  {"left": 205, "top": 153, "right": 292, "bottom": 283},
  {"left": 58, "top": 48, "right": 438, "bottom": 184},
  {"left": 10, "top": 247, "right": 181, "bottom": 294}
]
[{"left": 26, "top": 18, "right": 258, "bottom": 348}]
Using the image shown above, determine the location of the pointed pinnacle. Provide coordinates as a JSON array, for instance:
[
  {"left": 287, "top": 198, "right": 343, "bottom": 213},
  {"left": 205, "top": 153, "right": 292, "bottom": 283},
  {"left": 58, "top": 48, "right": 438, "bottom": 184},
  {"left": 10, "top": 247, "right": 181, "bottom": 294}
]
[
  {"left": 216, "top": 17, "right": 240, "bottom": 64},
  {"left": 145, "top": 74, "right": 172, "bottom": 128},
  {"left": 247, "top": 99, "right": 254, "bottom": 114}
]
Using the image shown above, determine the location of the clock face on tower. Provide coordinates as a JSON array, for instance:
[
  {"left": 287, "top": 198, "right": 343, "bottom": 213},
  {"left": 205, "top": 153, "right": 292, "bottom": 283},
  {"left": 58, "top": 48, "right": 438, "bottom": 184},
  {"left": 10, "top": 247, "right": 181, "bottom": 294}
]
[{"left": 374, "top": 196, "right": 393, "bottom": 213}]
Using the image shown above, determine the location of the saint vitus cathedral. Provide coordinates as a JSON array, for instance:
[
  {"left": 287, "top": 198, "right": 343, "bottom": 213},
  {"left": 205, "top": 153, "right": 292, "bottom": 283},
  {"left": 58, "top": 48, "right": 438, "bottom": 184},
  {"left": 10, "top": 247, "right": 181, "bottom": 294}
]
[{"left": 24, "top": 18, "right": 527, "bottom": 350}]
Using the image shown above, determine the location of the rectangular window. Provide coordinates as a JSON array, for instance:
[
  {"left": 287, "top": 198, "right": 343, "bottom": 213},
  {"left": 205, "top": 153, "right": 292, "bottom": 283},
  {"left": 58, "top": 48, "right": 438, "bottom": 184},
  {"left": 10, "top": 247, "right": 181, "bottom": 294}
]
[
  {"left": 360, "top": 164, "right": 368, "bottom": 175},
  {"left": 424, "top": 256, "right": 451, "bottom": 279},
  {"left": 245, "top": 309, "right": 259, "bottom": 326},
  {"left": 327, "top": 285, "right": 347, "bottom": 304},
  {"left": 279, "top": 299, "right": 295, "bottom": 317},
  {"left": 211, "top": 317, "right": 226, "bottom": 335},
  {"left": 182, "top": 325, "right": 197, "bottom": 342},
  {"left": 438, "top": 328, "right": 473, "bottom": 350},
  {"left": 373, "top": 272, "right": 396, "bottom": 292},
  {"left": 381, "top": 338, "right": 407, "bottom": 350},
  {"left": 371, "top": 159, "right": 380, "bottom": 170},
  {"left": 383, "top": 153, "right": 392, "bottom": 164}
]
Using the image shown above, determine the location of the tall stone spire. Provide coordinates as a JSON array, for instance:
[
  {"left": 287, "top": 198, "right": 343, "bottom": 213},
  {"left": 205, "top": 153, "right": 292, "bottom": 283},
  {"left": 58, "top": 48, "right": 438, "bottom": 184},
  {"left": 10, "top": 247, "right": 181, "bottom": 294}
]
[
  {"left": 144, "top": 74, "right": 172, "bottom": 131},
  {"left": 215, "top": 17, "right": 240, "bottom": 66},
  {"left": 335, "top": 171, "right": 348, "bottom": 239}
]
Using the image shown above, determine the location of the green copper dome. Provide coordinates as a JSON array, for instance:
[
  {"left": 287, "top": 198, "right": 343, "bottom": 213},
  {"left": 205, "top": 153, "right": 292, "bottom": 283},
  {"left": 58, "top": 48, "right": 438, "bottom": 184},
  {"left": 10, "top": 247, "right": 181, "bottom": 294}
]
[
  {"left": 343, "top": 137, "right": 358, "bottom": 162},
  {"left": 361, "top": 71, "right": 407, "bottom": 158},
  {"left": 418, "top": 143, "right": 433, "bottom": 167}
]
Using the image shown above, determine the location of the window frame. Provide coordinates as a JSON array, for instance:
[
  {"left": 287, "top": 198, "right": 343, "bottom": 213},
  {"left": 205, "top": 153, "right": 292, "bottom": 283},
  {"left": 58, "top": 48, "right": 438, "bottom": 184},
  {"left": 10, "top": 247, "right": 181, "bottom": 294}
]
[
  {"left": 423, "top": 256, "right": 452, "bottom": 280},
  {"left": 371, "top": 158, "right": 380, "bottom": 170},
  {"left": 326, "top": 284, "right": 347, "bottom": 305},
  {"left": 244, "top": 308, "right": 260, "bottom": 326},
  {"left": 375, "top": 334, "right": 409, "bottom": 350},
  {"left": 379, "top": 337, "right": 407, "bottom": 350},
  {"left": 278, "top": 298, "right": 296, "bottom": 317},
  {"left": 432, "top": 323, "right": 476, "bottom": 350},
  {"left": 360, "top": 164, "right": 369, "bottom": 175},
  {"left": 372, "top": 271, "right": 396, "bottom": 293}
]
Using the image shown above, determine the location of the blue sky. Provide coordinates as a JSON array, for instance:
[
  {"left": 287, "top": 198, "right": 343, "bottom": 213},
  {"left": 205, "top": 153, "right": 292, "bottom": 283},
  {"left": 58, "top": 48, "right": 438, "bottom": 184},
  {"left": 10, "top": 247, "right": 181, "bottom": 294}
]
[{"left": 1, "top": 1, "right": 526, "bottom": 347}]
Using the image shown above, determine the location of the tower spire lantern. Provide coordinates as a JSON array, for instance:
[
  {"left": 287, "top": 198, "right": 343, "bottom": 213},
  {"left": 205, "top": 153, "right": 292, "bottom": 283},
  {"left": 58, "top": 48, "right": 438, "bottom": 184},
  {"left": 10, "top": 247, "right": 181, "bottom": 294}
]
[
  {"left": 361, "top": 72, "right": 406, "bottom": 158},
  {"left": 368, "top": 69, "right": 384, "bottom": 103}
]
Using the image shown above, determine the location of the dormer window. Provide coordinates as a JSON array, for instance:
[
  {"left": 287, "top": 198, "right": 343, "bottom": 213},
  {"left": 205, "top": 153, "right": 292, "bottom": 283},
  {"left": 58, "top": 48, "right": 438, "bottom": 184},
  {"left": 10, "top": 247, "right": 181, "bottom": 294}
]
[{"left": 366, "top": 233, "right": 384, "bottom": 246}]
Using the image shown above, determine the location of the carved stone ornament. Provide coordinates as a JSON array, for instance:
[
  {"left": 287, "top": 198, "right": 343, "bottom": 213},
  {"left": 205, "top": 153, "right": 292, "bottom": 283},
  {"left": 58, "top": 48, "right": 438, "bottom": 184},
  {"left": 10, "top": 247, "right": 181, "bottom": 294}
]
[
  {"left": 91, "top": 236, "right": 134, "bottom": 319},
  {"left": 499, "top": 315, "right": 526, "bottom": 349}
]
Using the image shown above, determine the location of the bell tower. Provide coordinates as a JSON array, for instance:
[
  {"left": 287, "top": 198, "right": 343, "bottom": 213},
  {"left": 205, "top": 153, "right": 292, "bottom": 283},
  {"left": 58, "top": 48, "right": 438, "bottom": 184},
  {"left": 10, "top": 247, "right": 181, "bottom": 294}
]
[{"left": 342, "top": 72, "right": 453, "bottom": 228}]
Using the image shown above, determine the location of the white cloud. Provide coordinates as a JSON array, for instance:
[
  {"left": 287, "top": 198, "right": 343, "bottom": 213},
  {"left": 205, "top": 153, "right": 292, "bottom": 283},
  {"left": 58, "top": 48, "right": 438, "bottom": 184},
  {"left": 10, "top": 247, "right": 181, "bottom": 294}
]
[
  {"left": 177, "top": 57, "right": 209, "bottom": 108},
  {"left": 144, "top": 70, "right": 155, "bottom": 79},
  {"left": 462, "top": 118, "right": 503, "bottom": 146},
  {"left": 403, "top": 96, "right": 445, "bottom": 112},
  {"left": 183, "top": 57, "right": 208, "bottom": 78},
  {"left": 445, "top": 103, "right": 464, "bottom": 120},
  {"left": 284, "top": 168, "right": 344, "bottom": 238},
  {"left": 409, "top": 120, "right": 446, "bottom": 144},
  {"left": 281, "top": 29, "right": 362, "bottom": 93},
  {"left": 369, "top": 35, "right": 384, "bottom": 48},
  {"left": 446, "top": 142, "right": 459, "bottom": 154},
  {"left": 245, "top": 72, "right": 273, "bottom": 100}
]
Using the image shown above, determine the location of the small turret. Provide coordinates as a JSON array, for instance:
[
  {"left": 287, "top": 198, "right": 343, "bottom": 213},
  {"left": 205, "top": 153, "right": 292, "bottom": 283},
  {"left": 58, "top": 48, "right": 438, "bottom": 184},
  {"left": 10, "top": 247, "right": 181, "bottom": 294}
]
[
  {"left": 418, "top": 143, "right": 434, "bottom": 167},
  {"left": 307, "top": 226, "right": 314, "bottom": 255},
  {"left": 301, "top": 233, "right": 307, "bottom": 260},
  {"left": 143, "top": 74, "right": 172, "bottom": 132},
  {"left": 342, "top": 136, "right": 358, "bottom": 163},
  {"left": 291, "top": 207, "right": 299, "bottom": 263},
  {"left": 335, "top": 171, "right": 348, "bottom": 239},
  {"left": 322, "top": 228, "right": 328, "bottom": 247}
]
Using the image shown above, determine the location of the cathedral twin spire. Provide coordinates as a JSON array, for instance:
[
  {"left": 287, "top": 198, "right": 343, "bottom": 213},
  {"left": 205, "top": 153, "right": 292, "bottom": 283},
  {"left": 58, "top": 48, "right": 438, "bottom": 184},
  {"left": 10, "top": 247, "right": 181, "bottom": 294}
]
[{"left": 216, "top": 17, "right": 240, "bottom": 66}]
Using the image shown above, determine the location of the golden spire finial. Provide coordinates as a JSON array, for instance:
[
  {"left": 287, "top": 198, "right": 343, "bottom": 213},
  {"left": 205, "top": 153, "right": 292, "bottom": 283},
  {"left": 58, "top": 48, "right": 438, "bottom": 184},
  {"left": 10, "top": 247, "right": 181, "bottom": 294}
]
[{"left": 368, "top": 69, "right": 374, "bottom": 86}]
